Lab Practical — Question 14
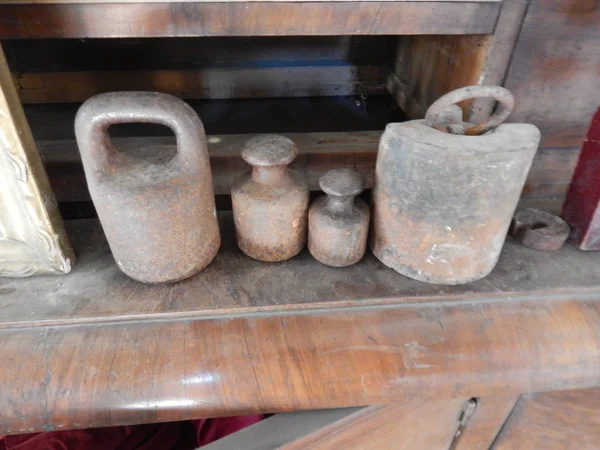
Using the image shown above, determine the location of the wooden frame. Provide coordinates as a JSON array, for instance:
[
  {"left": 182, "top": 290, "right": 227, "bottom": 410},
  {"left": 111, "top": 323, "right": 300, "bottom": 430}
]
[
  {"left": 0, "top": 2, "right": 501, "bottom": 38},
  {"left": 0, "top": 45, "right": 74, "bottom": 277}
]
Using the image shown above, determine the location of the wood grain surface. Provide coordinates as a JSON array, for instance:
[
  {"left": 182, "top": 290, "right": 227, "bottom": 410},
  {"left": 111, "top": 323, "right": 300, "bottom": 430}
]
[
  {"left": 2, "top": 256, "right": 600, "bottom": 434},
  {"left": 504, "top": 0, "right": 600, "bottom": 148},
  {"left": 493, "top": 388, "right": 600, "bottom": 449},
  {"left": 1, "top": 218, "right": 600, "bottom": 433},
  {"left": 0, "top": 2, "right": 501, "bottom": 38}
]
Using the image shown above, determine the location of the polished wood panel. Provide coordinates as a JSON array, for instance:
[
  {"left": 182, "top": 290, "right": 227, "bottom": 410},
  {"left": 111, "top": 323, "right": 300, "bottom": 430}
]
[
  {"left": 1, "top": 283, "right": 600, "bottom": 434},
  {"left": 283, "top": 401, "right": 466, "bottom": 449},
  {"left": 37, "top": 133, "right": 581, "bottom": 204},
  {"left": 0, "top": 2, "right": 501, "bottom": 38},
  {"left": 493, "top": 389, "right": 600, "bottom": 449},
  {"left": 453, "top": 397, "right": 518, "bottom": 449},
  {"left": 504, "top": 0, "right": 600, "bottom": 148}
]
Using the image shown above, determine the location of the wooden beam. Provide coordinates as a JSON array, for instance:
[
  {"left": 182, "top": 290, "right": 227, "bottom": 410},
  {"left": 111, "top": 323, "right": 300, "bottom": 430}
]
[
  {"left": 0, "top": 2, "right": 501, "bottom": 38},
  {"left": 14, "top": 66, "right": 388, "bottom": 104}
]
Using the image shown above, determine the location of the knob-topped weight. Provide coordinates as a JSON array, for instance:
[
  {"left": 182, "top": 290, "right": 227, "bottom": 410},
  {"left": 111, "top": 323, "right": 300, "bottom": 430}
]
[
  {"left": 309, "top": 168, "right": 369, "bottom": 267},
  {"left": 320, "top": 168, "right": 364, "bottom": 198},
  {"left": 241, "top": 135, "right": 298, "bottom": 167}
]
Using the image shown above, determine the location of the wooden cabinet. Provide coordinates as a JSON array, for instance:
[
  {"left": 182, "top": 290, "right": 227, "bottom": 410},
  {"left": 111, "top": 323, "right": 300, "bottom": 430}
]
[
  {"left": 0, "top": 0, "right": 599, "bottom": 446},
  {"left": 493, "top": 389, "right": 600, "bottom": 450}
]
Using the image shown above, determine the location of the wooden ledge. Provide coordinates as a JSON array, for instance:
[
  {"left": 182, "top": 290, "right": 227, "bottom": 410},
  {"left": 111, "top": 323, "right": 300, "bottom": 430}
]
[
  {"left": 0, "top": 2, "right": 501, "bottom": 38},
  {"left": 1, "top": 216, "right": 600, "bottom": 434},
  {"left": 2, "top": 215, "right": 600, "bottom": 327}
]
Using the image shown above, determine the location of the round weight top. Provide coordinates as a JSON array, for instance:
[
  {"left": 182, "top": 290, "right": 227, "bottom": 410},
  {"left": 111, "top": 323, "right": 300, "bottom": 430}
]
[
  {"left": 241, "top": 135, "right": 298, "bottom": 167},
  {"left": 320, "top": 168, "right": 364, "bottom": 197}
]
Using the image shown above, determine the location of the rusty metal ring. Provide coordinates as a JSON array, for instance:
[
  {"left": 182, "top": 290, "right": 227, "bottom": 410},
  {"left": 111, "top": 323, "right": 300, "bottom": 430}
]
[{"left": 425, "top": 85, "right": 515, "bottom": 136}]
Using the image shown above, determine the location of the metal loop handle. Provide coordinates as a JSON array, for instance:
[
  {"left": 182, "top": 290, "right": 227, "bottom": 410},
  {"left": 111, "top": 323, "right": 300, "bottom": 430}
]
[
  {"left": 425, "top": 85, "right": 515, "bottom": 136},
  {"left": 75, "top": 91, "right": 209, "bottom": 176}
]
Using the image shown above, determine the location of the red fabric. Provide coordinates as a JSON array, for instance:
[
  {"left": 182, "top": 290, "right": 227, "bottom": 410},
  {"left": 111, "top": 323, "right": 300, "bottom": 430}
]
[
  {"left": 0, "top": 422, "right": 192, "bottom": 450},
  {"left": 0, "top": 415, "right": 263, "bottom": 449},
  {"left": 192, "top": 415, "right": 265, "bottom": 446}
]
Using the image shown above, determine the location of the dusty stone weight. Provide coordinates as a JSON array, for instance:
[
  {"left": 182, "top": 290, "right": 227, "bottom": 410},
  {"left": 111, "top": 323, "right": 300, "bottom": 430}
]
[
  {"left": 308, "top": 169, "right": 370, "bottom": 267},
  {"left": 232, "top": 135, "right": 309, "bottom": 262}
]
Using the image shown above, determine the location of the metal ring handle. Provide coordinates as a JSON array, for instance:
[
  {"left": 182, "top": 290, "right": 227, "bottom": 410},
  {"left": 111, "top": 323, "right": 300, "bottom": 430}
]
[
  {"left": 75, "top": 91, "right": 209, "bottom": 176},
  {"left": 425, "top": 85, "right": 515, "bottom": 136}
]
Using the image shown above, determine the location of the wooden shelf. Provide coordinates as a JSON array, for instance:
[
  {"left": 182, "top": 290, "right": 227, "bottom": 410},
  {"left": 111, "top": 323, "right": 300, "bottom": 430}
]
[
  {"left": 1, "top": 215, "right": 600, "bottom": 434},
  {"left": 2, "top": 214, "right": 600, "bottom": 328},
  {"left": 0, "top": 1, "right": 501, "bottom": 38}
]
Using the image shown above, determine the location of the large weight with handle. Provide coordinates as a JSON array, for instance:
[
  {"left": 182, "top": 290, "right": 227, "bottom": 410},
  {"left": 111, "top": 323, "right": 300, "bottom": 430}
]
[
  {"left": 75, "top": 91, "right": 220, "bottom": 284},
  {"left": 371, "top": 86, "right": 541, "bottom": 285}
]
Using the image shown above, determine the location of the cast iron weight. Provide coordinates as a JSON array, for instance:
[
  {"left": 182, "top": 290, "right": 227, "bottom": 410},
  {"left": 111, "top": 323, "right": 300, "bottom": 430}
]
[{"left": 509, "top": 208, "right": 570, "bottom": 251}]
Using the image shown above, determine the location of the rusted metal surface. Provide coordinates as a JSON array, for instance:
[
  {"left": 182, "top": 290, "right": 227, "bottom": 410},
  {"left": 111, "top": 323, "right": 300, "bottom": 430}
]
[
  {"left": 308, "top": 169, "right": 369, "bottom": 267},
  {"left": 509, "top": 208, "right": 570, "bottom": 251},
  {"left": 561, "top": 107, "right": 600, "bottom": 250},
  {"left": 371, "top": 85, "right": 541, "bottom": 285},
  {"left": 425, "top": 85, "right": 515, "bottom": 136},
  {"left": 75, "top": 91, "right": 220, "bottom": 283},
  {"left": 232, "top": 135, "right": 309, "bottom": 262}
]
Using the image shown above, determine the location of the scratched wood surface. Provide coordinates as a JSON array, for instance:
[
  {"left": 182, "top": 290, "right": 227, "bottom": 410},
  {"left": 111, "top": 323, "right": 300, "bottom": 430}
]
[
  {"left": 493, "top": 388, "right": 600, "bottom": 449},
  {"left": 0, "top": 2, "right": 501, "bottom": 38},
  {"left": 1, "top": 284, "right": 600, "bottom": 434}
]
